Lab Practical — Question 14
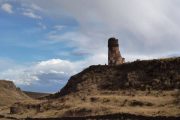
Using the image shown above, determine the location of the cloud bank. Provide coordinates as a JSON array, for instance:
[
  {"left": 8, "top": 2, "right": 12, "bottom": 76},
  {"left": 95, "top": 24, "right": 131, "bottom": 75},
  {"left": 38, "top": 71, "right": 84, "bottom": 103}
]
[{"left": 29, "top": 0, "right": 180, "bottom": 54}]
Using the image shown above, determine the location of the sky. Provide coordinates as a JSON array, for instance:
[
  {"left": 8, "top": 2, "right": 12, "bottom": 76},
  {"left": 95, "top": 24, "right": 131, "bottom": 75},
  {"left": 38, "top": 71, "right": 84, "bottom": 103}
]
[{"left": 0, "top": 0, "right": 180, "bottom": 93}]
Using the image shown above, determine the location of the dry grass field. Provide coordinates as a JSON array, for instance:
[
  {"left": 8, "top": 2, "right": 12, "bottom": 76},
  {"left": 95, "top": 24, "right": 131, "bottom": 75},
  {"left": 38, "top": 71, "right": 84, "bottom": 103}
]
[{"left": 0, "top": 90, "right": 179, "bottom": 119}]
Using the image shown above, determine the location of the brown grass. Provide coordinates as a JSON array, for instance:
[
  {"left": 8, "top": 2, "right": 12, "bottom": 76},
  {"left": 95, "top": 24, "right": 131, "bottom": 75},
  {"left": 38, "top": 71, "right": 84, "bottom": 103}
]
[{"left": 1, "top": 90, "right": 179, "bottom": 119}]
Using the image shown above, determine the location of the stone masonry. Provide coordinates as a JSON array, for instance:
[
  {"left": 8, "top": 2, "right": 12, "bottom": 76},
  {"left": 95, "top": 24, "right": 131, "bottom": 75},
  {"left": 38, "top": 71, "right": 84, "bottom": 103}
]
[{"left": 108, "top": 37, "right": 125, "bottom": 65}]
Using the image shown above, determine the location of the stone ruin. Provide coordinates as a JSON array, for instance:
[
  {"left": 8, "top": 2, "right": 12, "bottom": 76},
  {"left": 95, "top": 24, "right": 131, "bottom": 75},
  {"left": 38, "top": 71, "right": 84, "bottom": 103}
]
[
  {"left": 108, "top": 37, "right": 125, "bottom": 65},
  {"left": 10, "top": 103, "right": 41, "bottom": 114}
]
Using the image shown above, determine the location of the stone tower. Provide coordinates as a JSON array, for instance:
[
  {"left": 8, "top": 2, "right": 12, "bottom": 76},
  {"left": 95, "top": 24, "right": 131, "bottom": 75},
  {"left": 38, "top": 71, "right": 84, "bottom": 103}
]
[{"left": 108, "top": 37, "right": 125, "bottom": 65}]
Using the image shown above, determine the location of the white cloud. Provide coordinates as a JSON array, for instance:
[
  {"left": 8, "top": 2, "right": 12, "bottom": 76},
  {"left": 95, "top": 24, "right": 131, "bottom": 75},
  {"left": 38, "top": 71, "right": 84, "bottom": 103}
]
[
  {"left": 79, "top": 53, "right": 107, "bottom": 66},
  {"left": 38, "top": 22, "right": 46, "bottom": 30},
  {"left": 0, "top": 53, "right": 107, "bottom": 87},
  {"left": 48, "top": 31, "right": 107, "bottom": 56},
  {"left": 25, "top": 0, "right": 180, "bottom": 56},
  {"left": 1, "top": 0, "right": 180, "bottom": 56},
  {"left": 0, "top": 59, "right": 74, "bottom": 86},
  {"left": 54, "top": 25, "right": 65, "bottom": 31},
  {"left": 17, "top": 1, "right": 43, "bottom": 19},
  {"left": 1, "top": 3, "right": 13, "bottom": 13},
  {"left": 30, "top": 3, "right": 42, "bottom": 11},
  {"left": 22, "top": 10, "right": 42, "bottom": 19}
]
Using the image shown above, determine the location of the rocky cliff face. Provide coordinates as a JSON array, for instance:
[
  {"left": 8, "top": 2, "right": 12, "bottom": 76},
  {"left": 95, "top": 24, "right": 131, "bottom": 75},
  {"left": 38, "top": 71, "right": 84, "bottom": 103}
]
[
  {"left": 55, "top": 57, "right": 180, "bottom": 97},
  {"left": 0, "top": 80, "right": 30, "bottom": 106}
]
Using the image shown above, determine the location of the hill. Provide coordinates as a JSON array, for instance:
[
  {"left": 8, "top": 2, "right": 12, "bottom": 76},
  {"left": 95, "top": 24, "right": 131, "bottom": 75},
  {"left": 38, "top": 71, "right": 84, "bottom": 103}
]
[
  {"left": 23, "top": 91, "right": 51, "bottom": 99},
  {"left": 54, "top": 57, "right": 180, "bottom": 97},
  {"left": 0, "top": 80, "right": 30, "bottom": 106},
  {"left": 0, "top": 57, "right": 180, "bottom": 119}
]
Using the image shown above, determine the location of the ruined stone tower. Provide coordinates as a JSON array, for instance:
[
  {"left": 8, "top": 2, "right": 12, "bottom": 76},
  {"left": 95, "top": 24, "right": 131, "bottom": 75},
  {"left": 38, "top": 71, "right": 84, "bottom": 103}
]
[{"left": 108, "top": 37, "right": 125, "bottom": 65}]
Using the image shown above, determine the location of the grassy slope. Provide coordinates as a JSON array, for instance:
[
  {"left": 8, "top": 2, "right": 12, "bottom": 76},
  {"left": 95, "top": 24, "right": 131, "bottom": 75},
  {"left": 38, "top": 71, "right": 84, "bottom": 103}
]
[{"left": 0, "top": 80, "right": 31, "bottom": 106}]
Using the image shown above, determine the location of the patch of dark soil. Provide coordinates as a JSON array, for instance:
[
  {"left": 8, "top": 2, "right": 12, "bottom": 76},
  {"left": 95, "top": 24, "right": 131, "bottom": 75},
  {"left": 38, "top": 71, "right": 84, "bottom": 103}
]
[
  {"left": 129, "top": 100, "right": 153, "bottom": 106},
  {"left": 0, "top": 114, "right": 4, "bottom": 118}
]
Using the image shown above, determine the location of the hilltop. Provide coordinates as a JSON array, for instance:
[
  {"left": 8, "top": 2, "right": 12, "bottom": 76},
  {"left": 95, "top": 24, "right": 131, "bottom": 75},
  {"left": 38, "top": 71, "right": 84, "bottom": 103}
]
[{"left": 53, "top": 57, "right": 180, "bottom": 97}]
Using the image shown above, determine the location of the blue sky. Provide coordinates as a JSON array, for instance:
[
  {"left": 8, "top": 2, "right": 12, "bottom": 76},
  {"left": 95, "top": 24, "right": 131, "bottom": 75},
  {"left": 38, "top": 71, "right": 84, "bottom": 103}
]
[
  {"left": 0, "top": 0, "right": 180, "bottom": 93},
  {"left": 0, "top": 2, "right": 80, "bottom": 63}
]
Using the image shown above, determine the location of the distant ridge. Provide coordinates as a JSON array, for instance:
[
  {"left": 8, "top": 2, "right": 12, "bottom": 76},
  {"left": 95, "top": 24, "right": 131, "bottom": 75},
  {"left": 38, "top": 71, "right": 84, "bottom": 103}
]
[{"left": 23, "top": 91, "right": 51, "bottom": 99}]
